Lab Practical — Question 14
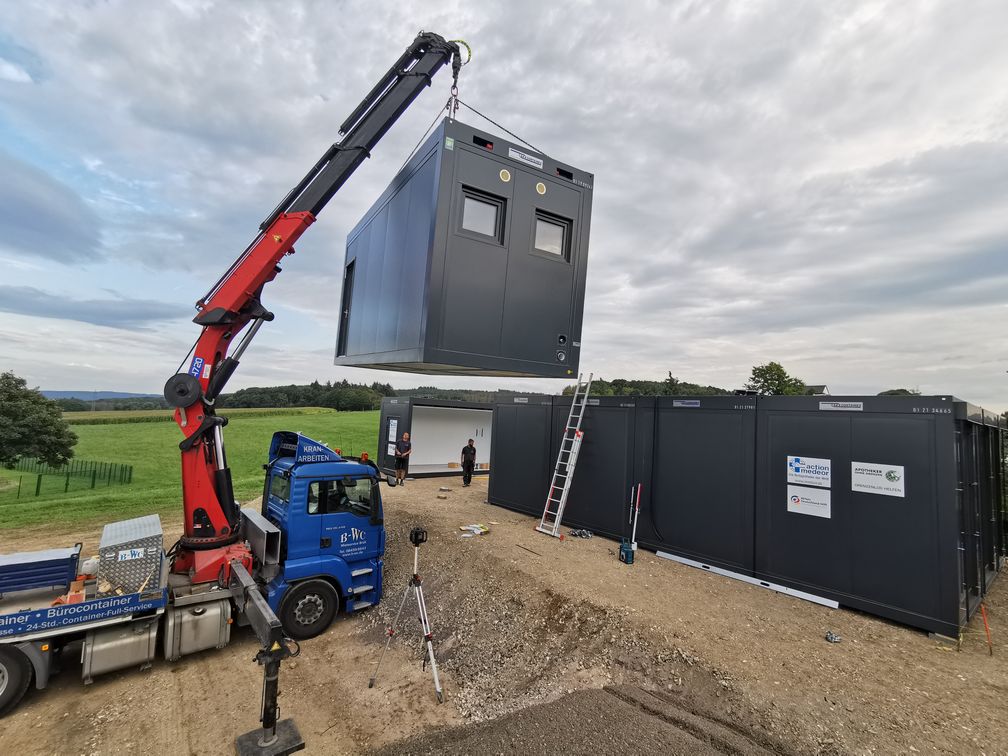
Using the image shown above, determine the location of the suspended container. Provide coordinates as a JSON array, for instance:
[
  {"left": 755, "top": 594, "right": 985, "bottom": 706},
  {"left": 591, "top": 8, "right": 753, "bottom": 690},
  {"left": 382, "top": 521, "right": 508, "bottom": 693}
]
[{"left": 334, "top": 118, "right": 594, "bottom": 378}]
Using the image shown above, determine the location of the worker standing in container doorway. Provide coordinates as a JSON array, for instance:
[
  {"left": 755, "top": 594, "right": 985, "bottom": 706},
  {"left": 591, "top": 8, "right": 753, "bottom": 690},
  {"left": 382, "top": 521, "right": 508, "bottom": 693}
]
[
  {"left": 461, "top": 438, "right": 476, "bottom": 487},
  {"left": 395, "top": 432, "right": 412, "bottom": 486}
]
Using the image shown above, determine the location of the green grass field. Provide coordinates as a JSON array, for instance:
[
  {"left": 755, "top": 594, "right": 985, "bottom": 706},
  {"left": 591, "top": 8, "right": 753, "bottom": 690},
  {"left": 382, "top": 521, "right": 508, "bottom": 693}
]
[{"left": 0, "top": 409, "right": 379, "bottom": 531}]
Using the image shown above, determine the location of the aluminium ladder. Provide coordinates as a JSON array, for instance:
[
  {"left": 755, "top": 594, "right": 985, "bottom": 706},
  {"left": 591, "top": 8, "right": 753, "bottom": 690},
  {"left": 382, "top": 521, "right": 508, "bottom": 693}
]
[{"left": 537, "top": 373, "right": 593, "bottom": 537}]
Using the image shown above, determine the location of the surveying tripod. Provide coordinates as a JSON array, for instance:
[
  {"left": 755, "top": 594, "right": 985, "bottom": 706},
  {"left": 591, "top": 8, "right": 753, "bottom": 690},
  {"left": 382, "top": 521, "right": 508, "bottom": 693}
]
[{"left": 368, "top": 526, "right": 443, "bottom": 703}]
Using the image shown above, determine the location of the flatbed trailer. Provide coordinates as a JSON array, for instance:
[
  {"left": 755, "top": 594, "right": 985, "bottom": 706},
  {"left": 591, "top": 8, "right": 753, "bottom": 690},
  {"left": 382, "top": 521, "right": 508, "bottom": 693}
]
[{"left": 0, "top": 515, "right": 229, "bottom": 713}]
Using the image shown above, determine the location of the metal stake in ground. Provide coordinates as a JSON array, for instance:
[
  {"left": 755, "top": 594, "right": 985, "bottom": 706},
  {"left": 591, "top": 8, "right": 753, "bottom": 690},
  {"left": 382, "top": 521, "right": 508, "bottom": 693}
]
[{"left": 368, "top": 526, "right": 443, "bottom": 703}]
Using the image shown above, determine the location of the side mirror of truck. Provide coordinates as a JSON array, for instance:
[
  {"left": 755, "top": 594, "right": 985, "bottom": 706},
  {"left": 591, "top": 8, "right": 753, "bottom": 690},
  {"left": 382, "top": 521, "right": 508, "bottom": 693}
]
[
  {"left": 385, "top": 473, "right": 397, "bottom": 487},
  {"left": 370, "top": 484, "right": 383, "bottom": 525}
]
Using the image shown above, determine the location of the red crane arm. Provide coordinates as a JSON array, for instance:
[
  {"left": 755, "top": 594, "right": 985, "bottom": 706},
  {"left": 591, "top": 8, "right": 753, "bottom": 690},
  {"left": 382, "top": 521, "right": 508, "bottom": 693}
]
[
  {"left": 173, "top": 212, "right": 314, "bottom": 548},
  {"left": 162, "top": 33, "right": 463, "bottom": 581}
]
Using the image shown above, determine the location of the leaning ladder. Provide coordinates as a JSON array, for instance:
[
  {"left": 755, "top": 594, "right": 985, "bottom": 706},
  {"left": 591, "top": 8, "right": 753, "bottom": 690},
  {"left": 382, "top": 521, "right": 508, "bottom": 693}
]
[{"left": 537, "top": 373, "right": 593, "bottom": 537}]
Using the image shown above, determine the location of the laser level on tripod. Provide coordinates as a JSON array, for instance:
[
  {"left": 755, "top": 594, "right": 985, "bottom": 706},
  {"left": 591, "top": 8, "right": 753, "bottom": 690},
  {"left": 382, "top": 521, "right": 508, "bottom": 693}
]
[{"left": 368, "top": 526, "right": 443, "bottom": 703}]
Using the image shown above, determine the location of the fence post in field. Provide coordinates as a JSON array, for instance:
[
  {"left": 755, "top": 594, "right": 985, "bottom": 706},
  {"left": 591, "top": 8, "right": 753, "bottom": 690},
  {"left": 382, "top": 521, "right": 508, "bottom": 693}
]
[
  {"left": 91, "top": 469, "right": 97, "bottom": 489},
  {"left": 65, "top": 471, "right": 71, "bottom": 493},
  {"left": 35, "top": 474, "right": 42, "bottom": 496},
  {"left": 17, "top": 476, "right": 22, "bottom": 498},
  {"left": 128, "top": 465, "right": 133, "bottom": 483}
]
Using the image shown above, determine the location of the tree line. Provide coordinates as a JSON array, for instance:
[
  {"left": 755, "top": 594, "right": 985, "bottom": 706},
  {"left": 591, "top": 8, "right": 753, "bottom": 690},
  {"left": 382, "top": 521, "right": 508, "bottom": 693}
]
[
  {"left": 562, "top": 373, "right": 731, "bottom": 396},
  {"left": 48, "top": 362, "right": 933, "bottom": 413},
  {"left": 53, "top": 380, "right": 400, "bottom": 413}
]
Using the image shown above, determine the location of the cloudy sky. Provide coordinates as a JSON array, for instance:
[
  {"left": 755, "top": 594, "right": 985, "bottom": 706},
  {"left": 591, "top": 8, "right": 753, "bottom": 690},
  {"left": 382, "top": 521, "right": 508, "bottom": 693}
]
[{"left": 1, "top": 1, "right": 1005, "bottom": 410}]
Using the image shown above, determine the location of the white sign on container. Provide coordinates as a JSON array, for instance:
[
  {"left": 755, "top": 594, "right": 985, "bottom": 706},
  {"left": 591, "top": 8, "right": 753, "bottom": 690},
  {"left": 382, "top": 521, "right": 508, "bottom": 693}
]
[
  {"left": 786, "top": 456, "right": 831, "bottom": 488},
  {"left": 388, "top": 418, "right": 398, "bottom": 443},
  {"left": 787, "top": 485, "right": 831, "bottom": 519},
  {"left": 851, "top": 462, "right": 906, "bottom": 497}
]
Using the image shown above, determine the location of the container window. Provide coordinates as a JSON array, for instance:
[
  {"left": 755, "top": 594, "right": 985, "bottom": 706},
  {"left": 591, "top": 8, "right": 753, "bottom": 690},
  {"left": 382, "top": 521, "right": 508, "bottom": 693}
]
[
  {"left": 534, "top": 212, "right": 570, "bottom": 259},
  {"left": 461, "top": 189, "right": 504, "bottom": 242}
]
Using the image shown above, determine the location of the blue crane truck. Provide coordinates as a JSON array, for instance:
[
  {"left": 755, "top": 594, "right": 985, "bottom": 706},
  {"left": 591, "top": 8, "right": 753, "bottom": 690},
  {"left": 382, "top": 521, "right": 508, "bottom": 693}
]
[{"left": 0, "top": 432, "right": 385, "bottom": 717}]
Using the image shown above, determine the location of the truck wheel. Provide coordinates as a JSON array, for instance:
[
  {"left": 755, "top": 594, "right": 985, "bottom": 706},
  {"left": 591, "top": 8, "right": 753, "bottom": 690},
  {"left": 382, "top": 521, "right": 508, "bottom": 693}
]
[
  {"left": 280, "top": 580, "right": 339, "bottom": 640},
  {"left": 0, "top": 646, "right": 32, "bottom": 717}
]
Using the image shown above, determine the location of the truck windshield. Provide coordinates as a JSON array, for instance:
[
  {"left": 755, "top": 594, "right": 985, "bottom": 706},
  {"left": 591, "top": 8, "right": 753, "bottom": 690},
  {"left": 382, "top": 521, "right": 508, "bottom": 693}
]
[{"left": 307, "top": 479, "right": 371, "bottom": 517}]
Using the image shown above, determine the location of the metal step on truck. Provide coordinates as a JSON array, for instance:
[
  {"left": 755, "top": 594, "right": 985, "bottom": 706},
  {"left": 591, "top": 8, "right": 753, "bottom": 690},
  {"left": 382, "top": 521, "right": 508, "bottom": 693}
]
[{"left": 0, "top": 431, "right": 386, "bottom": 719}]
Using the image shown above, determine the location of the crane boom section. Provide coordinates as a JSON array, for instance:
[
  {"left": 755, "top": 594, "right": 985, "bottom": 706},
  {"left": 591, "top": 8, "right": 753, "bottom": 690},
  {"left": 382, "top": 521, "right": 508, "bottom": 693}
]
[{"left": 165, "top": 33, "right": 461, "bottom": 577}]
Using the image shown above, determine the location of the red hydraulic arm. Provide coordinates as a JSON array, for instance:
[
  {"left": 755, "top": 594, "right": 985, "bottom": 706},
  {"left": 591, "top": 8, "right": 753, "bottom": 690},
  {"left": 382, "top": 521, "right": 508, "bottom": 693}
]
[{"left": 163, "top": 33, "right": 463, "bottom": 582}]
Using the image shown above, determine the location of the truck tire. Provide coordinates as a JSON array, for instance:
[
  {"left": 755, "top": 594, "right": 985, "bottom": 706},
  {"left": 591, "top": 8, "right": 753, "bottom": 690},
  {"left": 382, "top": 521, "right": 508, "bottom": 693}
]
[
  {"left": 279, "top": 580, "right": 339, "bottom": 640},
  {"left": 0, "top": 646, "right": 32, "bottom": 717}
]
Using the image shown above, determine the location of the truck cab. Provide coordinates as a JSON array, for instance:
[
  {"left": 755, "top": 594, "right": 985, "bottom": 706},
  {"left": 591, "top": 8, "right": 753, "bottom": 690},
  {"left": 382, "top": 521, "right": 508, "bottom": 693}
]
[{"left": 252, "top": 432, "right": 385, "bottom": 639}]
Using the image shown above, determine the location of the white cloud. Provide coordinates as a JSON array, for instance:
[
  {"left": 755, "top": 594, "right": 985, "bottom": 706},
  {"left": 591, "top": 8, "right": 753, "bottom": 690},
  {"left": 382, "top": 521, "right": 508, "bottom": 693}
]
[
  {"left": 0, "top": 1, "right": 1005, "bottom": 410},
  {"left": 0, "top": 57, "right": 31, "bottom": 83}
]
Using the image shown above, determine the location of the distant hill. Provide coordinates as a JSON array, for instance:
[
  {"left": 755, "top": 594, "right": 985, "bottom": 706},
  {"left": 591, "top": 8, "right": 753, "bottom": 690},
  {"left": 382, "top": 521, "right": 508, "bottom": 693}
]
[{"left": 43, "top": 390, "right": 159, "bottom": 400}]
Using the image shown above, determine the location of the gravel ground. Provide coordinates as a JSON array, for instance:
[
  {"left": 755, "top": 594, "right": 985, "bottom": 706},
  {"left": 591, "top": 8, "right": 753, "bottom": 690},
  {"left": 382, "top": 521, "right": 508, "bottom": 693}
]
[
  {"left": 368, "top": 476, "right": 1008, "bottom": 755},
  {"left": 1, "top": 474, "right": 1005, "bottom": 755}
]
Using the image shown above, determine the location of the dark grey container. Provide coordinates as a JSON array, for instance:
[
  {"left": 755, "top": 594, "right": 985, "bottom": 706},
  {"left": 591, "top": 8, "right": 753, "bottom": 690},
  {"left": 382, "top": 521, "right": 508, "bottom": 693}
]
[
  {"left": 334, "top": 118, "right": 594, "bottom": 378},
  {"left": 377, "top": 397, "right": 492, "bottom": 478},
  {"left": 754, "top": 395, "right": 1004, "bottom": 637},
  {"left": 487, "top": 392, "right": 1004, "bottom": 637}
]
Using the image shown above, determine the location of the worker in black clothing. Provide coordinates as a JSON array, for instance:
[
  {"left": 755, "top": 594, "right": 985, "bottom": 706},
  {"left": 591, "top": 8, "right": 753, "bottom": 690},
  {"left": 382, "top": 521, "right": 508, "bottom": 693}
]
[
  {"left": 460, "top": 438, "right": 476, "bottom": 487},
  {"left": 394, "top": 432, "right": 412, "bottom": 486}
]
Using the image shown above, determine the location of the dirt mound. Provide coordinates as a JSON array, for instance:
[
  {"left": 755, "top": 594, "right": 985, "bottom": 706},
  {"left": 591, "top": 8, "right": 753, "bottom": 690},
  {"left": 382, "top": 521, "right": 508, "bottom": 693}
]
[
  {"left": 372, "top": 684, "right": 791, "bottom": 755},
  {"left": 355, "top": 516, "right": 811, "bottom": 752}
]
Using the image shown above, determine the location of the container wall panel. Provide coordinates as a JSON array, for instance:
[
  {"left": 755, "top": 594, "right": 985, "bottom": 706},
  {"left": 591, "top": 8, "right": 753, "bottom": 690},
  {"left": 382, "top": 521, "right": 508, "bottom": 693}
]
[
  {"left": 487, "top": 399, "right": 553, "bottom": 514},
  {"left": 548, "top": 397, "right": 641, "bottom": 540},
  {"left": 643, "top": 397, "right": 756, "bottom": 574},
  {"left": 409, "top": 406, "right": 491, "bottom": 474},
  {"left": 755, "top": 396, "right": 962, "bottom": 636}
]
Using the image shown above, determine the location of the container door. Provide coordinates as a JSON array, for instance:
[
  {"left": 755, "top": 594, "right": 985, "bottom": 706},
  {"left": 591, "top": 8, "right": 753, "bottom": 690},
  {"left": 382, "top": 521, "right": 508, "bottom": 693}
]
[
  {"left": 440, "top": 147, "right": 514, "bottom": 355},
  {"left": 336, "top": 260, "right": 354, "bottom": 357},
  {"left": 500, "top": 171, "right": 581, "bottom": 364},
  {"left": 955, "top": 427, "right": 969, "bottom": 626},
  {"left": 979, "top": 424, "right": 999, "bottom": 590},
  {"left": 381, "top": 411, "right": 406, "bottom": 473},
  {"left": 957, "top": 424, "right": 983, "bottom": 617}
]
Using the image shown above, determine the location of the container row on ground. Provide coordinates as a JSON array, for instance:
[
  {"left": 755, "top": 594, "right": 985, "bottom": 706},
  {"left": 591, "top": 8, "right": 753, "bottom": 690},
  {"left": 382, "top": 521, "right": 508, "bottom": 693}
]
[
  {"left": 334, "top": 118, "right": 593, "bottom": 378},
  {"left": 377, "top": 397, "right": 492, "bottom": 478},
  {"left": 487, "top": 394, "right": 1006, "bottom": 637}
]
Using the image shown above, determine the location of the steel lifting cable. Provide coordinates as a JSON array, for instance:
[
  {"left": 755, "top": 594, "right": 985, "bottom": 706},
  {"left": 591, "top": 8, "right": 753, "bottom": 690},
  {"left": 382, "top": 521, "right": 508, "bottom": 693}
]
[
  {"left": 455, "top": 99, "right": 543, "bottom": 155},
  {"left": 393, "top": 100, "right": 454, "bottom": 176}
]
